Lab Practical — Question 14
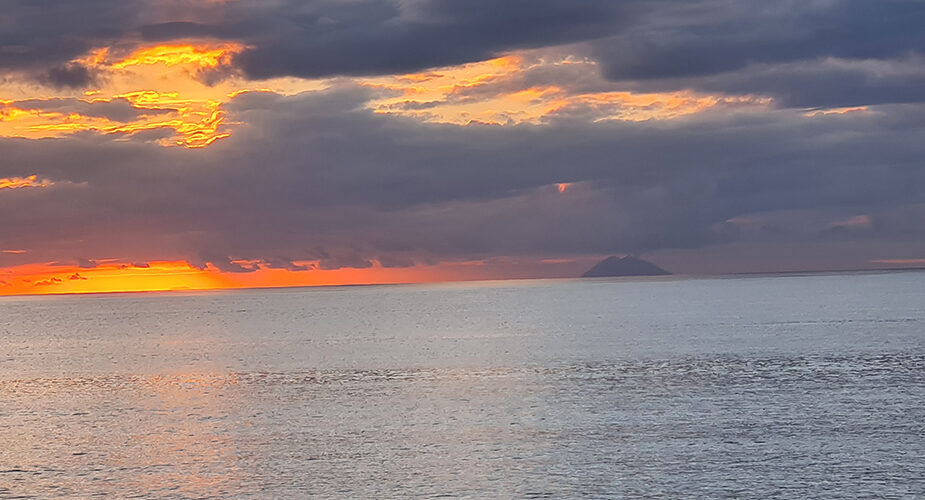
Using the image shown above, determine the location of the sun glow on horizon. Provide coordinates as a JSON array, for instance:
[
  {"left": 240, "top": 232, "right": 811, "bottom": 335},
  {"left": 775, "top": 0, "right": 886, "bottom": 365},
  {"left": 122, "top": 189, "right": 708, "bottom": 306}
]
[
  {"left": 0, "top": 256, "right": 594, "bottom": 297},
  {"left": 0, "top": 260, "right": 448, "bottom": 296}
]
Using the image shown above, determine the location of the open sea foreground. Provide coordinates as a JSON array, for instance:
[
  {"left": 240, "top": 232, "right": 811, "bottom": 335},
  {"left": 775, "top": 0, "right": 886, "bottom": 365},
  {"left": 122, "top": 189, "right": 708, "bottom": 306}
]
[{"left": 0, "top": 271, "right": 922, "bottom": 498}]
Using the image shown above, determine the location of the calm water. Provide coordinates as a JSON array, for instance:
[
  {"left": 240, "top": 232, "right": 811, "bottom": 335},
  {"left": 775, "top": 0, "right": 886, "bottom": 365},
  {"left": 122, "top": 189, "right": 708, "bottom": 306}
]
[{"left": 0, "top": 272, "right": 923, "bottom": 498}]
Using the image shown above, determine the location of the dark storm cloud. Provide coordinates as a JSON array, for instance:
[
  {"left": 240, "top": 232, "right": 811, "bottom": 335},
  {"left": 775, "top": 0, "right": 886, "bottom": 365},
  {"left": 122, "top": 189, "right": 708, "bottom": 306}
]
[
  {"left": 0, "top": 0, "right": 139, "bottom": 70},
  {"left": 595, "top": 0, "right": 925, "bottom": 80},
  {"left": 590, "top": 0, "right": 925, "bottom": 107},
  {"left": 2, "top": 88, "right": 924, "bottom": 271},
  {"left": 40, "top": 63, "right": 99, "bottom": 89},
  {"left": 225, "top": 0, "right": 628, "bottom": 79},
  {"left": 626, "top": 57, "right": 925, "bottom": 109}
]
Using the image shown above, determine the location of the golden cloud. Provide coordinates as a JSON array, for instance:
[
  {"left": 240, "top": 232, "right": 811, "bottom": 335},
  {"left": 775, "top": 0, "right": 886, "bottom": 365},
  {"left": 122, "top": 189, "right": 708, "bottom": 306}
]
[{"left": 0, "top": 175, "right": 53, "bottom": 190}]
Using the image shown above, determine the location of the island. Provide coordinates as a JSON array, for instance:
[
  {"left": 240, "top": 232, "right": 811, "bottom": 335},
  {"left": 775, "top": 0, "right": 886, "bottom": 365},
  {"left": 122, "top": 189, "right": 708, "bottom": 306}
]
[{"left": 581, "top": 255, "right": 671, "bottom": 277}]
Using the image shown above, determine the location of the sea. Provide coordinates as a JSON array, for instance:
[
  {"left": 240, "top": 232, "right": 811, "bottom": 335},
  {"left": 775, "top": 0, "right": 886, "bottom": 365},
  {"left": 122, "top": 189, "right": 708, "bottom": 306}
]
[{"left": 0, "top": 271, "right": 922, "bottom": 498}]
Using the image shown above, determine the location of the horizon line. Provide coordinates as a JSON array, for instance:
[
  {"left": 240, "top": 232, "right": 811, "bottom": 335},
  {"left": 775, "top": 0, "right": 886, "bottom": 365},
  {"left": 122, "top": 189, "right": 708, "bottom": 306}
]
[{"left": 2, "top": 266, "right": 922, "bottom": 299}]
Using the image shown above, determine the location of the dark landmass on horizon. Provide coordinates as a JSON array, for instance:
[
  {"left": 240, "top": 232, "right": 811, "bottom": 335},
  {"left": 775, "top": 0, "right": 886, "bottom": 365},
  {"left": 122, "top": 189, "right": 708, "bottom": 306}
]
[{"left": 581, "top": 256, "right": 672, "bottom": 278}]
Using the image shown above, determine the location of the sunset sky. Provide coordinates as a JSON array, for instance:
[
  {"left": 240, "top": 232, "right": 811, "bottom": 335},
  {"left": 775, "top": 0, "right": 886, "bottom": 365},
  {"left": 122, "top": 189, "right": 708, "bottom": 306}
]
[{"left": 2, "top": 0, "right": 925, "bottom": 294}]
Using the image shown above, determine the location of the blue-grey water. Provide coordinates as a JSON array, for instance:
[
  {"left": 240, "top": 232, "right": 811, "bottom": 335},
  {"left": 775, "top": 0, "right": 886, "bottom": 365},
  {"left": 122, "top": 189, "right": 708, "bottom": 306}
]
[{"left": 0, "top": 272, "right": 923, "bottom": 498}]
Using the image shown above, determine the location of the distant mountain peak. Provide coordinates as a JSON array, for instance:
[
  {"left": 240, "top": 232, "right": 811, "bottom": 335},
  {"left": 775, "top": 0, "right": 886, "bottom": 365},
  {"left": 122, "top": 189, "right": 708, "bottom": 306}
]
[{"left": 581, "top": 255, "right": 671, "bottom": 278}]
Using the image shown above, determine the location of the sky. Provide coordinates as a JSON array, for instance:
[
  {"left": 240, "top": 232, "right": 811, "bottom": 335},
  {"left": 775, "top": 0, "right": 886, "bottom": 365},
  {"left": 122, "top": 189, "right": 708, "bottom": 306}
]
[{"left": 1, "top": 0, "right": 925, "bottom": 294}]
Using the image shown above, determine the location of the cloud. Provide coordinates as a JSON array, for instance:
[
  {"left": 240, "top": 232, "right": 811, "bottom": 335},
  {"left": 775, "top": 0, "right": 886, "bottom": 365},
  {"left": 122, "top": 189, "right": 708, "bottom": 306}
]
[
  {"left": 2, "top": 0, "right": 628, "bottom": 81},
  {"left": 0, "top": 0, "right": 139, "bottom": 71},
  {"left": 589, "top": 0, "right": 925, "bottom": 108},
  {"left": 190, "top": 255, "right": 259, "bottom": 273},
  {"left": 144, "top": 0, "right": 630, "bottom": 79},
  {"left": 9, "top": 97, "right": 164, "bottom": 122},
  {"left": 595, "top": 1, "right": 925, "bottom": 79},
  {"left": 0, "top": 87, "right": 924, "bottom": 272},
  {"left": 377, "top": 255, "right": 416, "bottom": 268},
  {"left": 34, "top": 277, "right": 63, "bottom": 286},
  {"left": 40, "top": 63, "right": 99, "bottom": 89},
  {"left": 77, "top": 258, "right": 98, "bottom": 268},
  {"left": 263, "top": 257, "right": 312, "bottom": 271},
  {"left": 5, "top": 0, "right": 923, "bottom": 115},
  {"left": 612, "top": 57, "right": 925, "bottom": 109},
  {"left": 316, "top": 254, "right": 373, "bottom": 271}
]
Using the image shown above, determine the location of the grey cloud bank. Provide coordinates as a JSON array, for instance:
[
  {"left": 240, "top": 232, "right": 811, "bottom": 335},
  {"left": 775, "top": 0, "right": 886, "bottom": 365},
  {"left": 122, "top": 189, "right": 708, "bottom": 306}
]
[{"left": 2, "top": 86, "right": 924, "bottom": 272}]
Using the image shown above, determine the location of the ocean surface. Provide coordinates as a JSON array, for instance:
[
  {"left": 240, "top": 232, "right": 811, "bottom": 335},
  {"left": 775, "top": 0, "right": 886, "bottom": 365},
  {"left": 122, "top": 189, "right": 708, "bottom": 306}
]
[{"left": 0, "top": 271, "right": 923, "bottom": 498}]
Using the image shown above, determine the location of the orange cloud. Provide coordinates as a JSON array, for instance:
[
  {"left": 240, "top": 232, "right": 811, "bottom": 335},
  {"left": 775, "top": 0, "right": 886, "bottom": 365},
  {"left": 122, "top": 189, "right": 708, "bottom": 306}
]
[
  {"left": 2, "top": 45, "right": 770, "bottom": 151},
  {"left": 75, "top": 47, "right": 111, "bottom": 67},
  {"left": 0, "top": 175, "right": 53, "bottom": 190},
  {"left": 0, "top": 43, "right": 248, "bottom": 148},
  {"left": 112, "top": 92, "right": 231, "bottom": 147},
  {"left": 112, "top": 43, "right": 242, "bottom": 70},
  {"left": 366, "top": 54, "right": 771, "bottom": 125},
  {"left": 0, "top": 94, "right": 230, "bottom": 148},
  {"left": 3, "top": 45, "right": 771, "bottom": 152}
]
